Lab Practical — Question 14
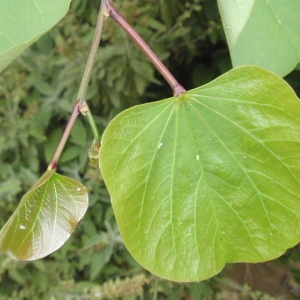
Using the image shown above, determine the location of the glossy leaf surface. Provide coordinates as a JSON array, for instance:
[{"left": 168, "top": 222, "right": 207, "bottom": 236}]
[
  {"left": 218, "top": 0, "right": 300, "bottom": 77},
  {"left": 0, "top": 170, "right": 88, "bottom": 260},
  {"left": 100, "top": 66, "right": 300, "bottom": 281},
  {"left": 0, "top": 0, "right": 71, "bottom": 73}
]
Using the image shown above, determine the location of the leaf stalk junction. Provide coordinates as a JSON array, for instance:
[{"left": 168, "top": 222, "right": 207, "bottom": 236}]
[{"left": 49, "top": 0, "right": 185, "bottom": 169}]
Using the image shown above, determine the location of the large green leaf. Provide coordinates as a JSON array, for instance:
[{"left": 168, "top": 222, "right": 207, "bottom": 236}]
[
  {"left": 99, "top": 66, "right": 300, "bottom": 281},
  {"left": 0, "top": 170, "right": 88, "bottom": 260},
  {"left": 0, "top": 0, "right": 71, "bottom": 73},
  {"left": 218, "top": 0, "right": 300, "bottom": 77}
]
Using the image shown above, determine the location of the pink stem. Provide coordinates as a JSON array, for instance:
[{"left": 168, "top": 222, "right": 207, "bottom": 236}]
[
  {"left": 48, "top": 101, "right": 81, "bottom": 170},
  {"left": 105, "top": 0, "right": 186, "bottom": 97}
]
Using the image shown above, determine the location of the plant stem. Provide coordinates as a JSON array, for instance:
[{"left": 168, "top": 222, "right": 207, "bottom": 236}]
[
  {"left": 77, "top": 0, "right": 108, "bottom": 102},
  {"left": 104, "top": 0, "right": 186, "bottom": 97},
  {"left": 87, "top": 108, "right": 101, "bottom": 142},
  {"left": 48, "top": 1, "right": 107, "bottom": 169},
  {"left": 48, "top": 102, "right": 80, "bottom": 170}
]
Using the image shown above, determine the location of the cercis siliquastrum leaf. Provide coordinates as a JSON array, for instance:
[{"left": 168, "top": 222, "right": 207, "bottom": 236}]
[
  {"left": 100, "top": 66, "right": 300, "bottom": 281},
  {"left": 0, "top": 169, "right": 88, "bottom": 260}
]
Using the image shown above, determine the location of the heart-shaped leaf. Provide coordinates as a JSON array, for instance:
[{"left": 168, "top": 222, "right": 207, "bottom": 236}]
[
  {"left": 99, "top": 66, "right": 300, "bottom": 281},
  {"left": 218, "top": 0, "right": 300, "bottom": 77},
  {"left": 0, "top": 170, "right": 88, "bottom": 260},
  {"left": 0, "top": 0, "right": 71, "bottom": 73}
]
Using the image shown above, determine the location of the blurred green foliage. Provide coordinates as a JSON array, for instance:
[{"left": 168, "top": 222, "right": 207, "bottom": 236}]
[{"left": 1, "top": 0, "right": 299, "bottom": 299}]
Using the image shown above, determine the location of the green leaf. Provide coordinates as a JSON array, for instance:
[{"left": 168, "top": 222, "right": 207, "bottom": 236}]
[
  {"left": 0, "top": 169, "right": 88, "bottom": 260},
  {"left": 70, "top": 119, "right": 87, "bottom": 148},
  {"left": 218, "top": 0, "right": 300, "bottom": 77},
  {"left": 60, "top": 145, "right": 83, "bottom": 164},
  {"left": 89, "top": 247, "right": 112, "bottom": 280},
  {"left": 99, "top": 66, "right": 300, "bottom": 281},
  {"left": 0, "top": 0, "right": 71, "bottom": 73}
]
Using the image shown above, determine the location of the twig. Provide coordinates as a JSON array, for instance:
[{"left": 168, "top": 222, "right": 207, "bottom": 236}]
[{"left": 104, "top": 0, "right": 186, "bottom": 97}]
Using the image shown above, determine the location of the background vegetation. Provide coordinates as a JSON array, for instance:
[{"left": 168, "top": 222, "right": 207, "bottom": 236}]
[{"left": 1, "top": 0, "right": 300, "bottom": 298}]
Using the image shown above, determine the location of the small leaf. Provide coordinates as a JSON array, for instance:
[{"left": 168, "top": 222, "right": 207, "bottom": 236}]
[
  {"left": 99, "top": 66, "right": 300, "bottom": 281},
  {"left": 89, "top": 247, "right": 112, "bottom": 280},
  {"left": 0, "top": 170, "right": 88, "bottom": 260},
  {"left": 60, "top": 145, "right": 83, "bottom": 163},
  {"left": 70, "top": 119, "right": 87, "bottom": 148},
  {"left": 0, "top": 0, "right": 71, "bottom": 73},
  {"left": 218, "top": 0, "right": 300, "bottom": 76}
]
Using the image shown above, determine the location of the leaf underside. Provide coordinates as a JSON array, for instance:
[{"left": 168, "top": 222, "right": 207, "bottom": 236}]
[
  {"left": 0, "top": 0, "right": 71, "bottom": 73},
  {"left": 99, "top": 66, "right": 300, "bottom": 281},
  {"left": 0, "top": 170, "right": 88, "bottom": 260},
  {"left": 218, "top": 0, "right": 300, "bottom": 77}
]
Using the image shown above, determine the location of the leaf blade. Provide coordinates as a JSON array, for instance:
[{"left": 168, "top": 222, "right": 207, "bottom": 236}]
[
  {"left": 0, "top": 170, "right": 88, "bottom": 260},
  {"left": 0, "top": 0, "right": 71, "bottom": 73},
  {"left": 218, "top": 0, "right": 300, "bottom": 76},
  {"left": 99, "top": 66, "right": 300, "bottom": 281}
]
